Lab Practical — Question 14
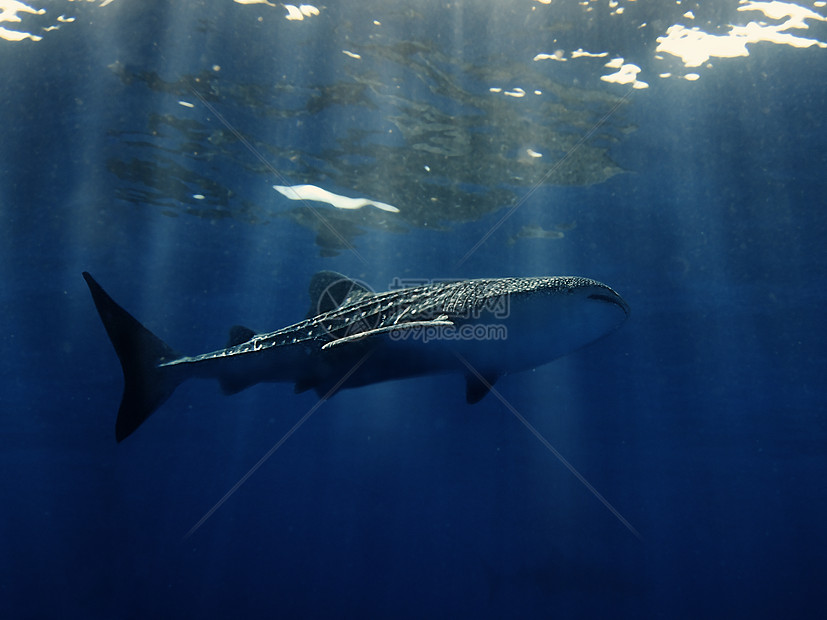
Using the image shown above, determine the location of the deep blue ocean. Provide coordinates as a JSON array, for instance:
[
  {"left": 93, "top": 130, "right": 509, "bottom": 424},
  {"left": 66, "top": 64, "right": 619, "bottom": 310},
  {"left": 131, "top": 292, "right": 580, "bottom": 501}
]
[{"left": 2, "top": 1, "right": 826, "bottom": 618}]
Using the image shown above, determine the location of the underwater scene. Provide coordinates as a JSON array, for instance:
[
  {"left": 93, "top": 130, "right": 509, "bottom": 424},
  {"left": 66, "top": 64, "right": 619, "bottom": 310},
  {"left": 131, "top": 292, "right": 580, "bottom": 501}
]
[{"left": 2, "top": 0, "right": 826, "bottom": 617}]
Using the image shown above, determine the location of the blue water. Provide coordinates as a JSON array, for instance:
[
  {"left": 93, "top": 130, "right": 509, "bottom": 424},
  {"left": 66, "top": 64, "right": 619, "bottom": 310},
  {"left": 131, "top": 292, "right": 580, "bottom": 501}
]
[{"left": 2, "top": 1, "right": 826, "bottom": 618}]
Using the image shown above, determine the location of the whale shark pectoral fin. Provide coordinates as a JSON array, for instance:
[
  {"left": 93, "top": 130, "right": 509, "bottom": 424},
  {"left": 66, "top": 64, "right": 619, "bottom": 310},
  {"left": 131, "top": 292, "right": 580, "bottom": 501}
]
[
  {"left": 293, "top": 375, "right": 340, "bottom": 400},
  {"left": 320, "top": 318, "right": 454, "bottom": 351},
  {"left": 465, "top": 372, "right": 499, "bottom": 404},
  {"left": 219, "top": 375, "right": 258, "bottom": 395},
  {"left": 294, "top": 377, "right": 316, "bottom": 394}
]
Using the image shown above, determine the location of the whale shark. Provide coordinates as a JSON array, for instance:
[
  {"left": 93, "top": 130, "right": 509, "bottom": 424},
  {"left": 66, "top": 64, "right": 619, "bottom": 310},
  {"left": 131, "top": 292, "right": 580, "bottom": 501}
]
[{"left": 83, "top": 271, "right": 629, "bottom": 441}]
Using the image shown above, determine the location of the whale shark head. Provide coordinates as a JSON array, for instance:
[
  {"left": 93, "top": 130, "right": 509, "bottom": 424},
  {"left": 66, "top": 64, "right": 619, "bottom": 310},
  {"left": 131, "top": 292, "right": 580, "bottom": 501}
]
[
  {"left": 537, "top": 276, "right": 629, "bottom": 336},
  {"left": 516, "top": 276, "right": 627, "bottom": 343},
  {"left": 459, "top": 276, "right": 629, "bottom": 371}
]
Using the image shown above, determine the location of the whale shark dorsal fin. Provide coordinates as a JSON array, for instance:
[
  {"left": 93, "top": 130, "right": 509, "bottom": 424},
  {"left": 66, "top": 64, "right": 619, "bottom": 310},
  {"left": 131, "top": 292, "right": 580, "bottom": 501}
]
[
  {"left": 306, "top": 271, "right": 373, "bottom": 317},
  {"left": 465, "top": 372, "right": 499, "bottom": 404},
  {"left": 227, "top": 325, "right": 256, "bottom": 348}
]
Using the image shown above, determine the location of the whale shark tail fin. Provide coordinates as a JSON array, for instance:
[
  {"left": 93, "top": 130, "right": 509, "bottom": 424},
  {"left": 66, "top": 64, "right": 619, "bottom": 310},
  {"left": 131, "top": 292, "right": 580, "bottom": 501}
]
[{"left": 82, "top": 272, "right": 183, "bottom": 442}]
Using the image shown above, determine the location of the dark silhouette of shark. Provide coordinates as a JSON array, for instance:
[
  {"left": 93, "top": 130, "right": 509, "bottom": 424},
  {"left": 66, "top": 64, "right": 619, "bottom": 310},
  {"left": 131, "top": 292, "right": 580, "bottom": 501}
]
[{"left": 83, "top": 271, "right": 628, "bottom": 441}]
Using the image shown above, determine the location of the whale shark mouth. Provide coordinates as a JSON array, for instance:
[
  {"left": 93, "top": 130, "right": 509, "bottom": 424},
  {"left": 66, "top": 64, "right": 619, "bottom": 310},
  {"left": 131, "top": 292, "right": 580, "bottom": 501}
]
[{"left": 588, "top": 293, "right": 630, "bottom": 316}]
